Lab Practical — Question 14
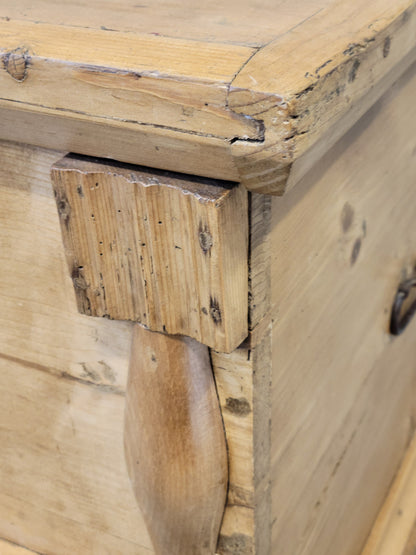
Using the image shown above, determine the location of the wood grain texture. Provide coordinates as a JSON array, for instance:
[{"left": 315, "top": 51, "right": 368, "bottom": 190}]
[
  {"left": 0, "top": 17, "right": 259, "bottom": 182},
  {"left": 0, "top": 105, "right": 241, "bottom": 182},
  {"left": 0, "top": 19, "right": 258, "bottom": 136},
  {"left": 0, "top": 139, "right": 154, "bottom": 554},
  {"left": 51, "top": 155, "right": 248, "bottom": 353},
  {"left": 1, "top": 1, "right": 415, "bottom": 193},
  {"left": 1, "top": 0, "right": 327, "bottom": 47},
  {"left": 362, "top": 435, "right": 416, "bottom": 555},
  {"left": 124, "top": 324, "right": 228, "bottom": 555},
  {"left": 0, "top": 142, "right": 135, "bottom": 392},
  {"left": 0, "top": 357, "right": 155, "bottom": 555},
  {"left": 269, "top": 62, "right": 416, "bottom": 555},
  {"left": 404, "top": 523, "right": 416, "bottom": 555},
  {"left": 211, "top": 192, "right": 273, "bottom": 554}
]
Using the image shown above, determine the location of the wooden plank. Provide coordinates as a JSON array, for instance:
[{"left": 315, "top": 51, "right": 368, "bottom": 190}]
[
  {"left": 1, "top": 2, "right": 415, "bottom": 194},
  {"left": 212, "top": 331, "right": 272, "bottom": 555},
  {"left": 268, "top": 61, "right": 416, "bottom": 554},
  {"left": 1, "top": 0, "right": 327, "bottom": 47},
  {"left": 212, "top": 347, "right": 256, "bottom": 554},
  {"left": 362, "top": 435, "right": 416, "bottom": 555},
  {"left": 284, "top": 48, "right": 416, "bottom": 195},
  {"left": 0, "top": 20, "right": 259, "bottom": 138},
  {"left": 248, "top": 193, "right": 272, "bottom": 332},
  {"left": 125, "top": 325, "right": 228, "bottom": 554},
  {"left": 0, "top": 20, "right": 258, "bottom": 142},
  {"left": 212, "top": 191, "right": 273, "bottom": 554},
  {"left": 404, "top": 524, "right": 416, "bottom": 555},
  {"left": 0, "top": 140, "right": 154, "bottom": 553},
  {"left": 0, "top": 142, "right": 132, "bottom": 392},
  {"left": 0, "top": 356, "right": 154, "bottom": 555},
  {"left": 0, "top": 106, "right": 241, "bottom": 182},
  {"left": 51, "top": 155, "right": 248, "bottom": 352},
  {"left": 0, "top": 19, "right": 253, "bottom": 82}
]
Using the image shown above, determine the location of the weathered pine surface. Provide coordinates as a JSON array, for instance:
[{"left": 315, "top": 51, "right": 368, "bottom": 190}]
[
  {"left": 0, "top": 142, "right": 153, "bottom": 554},
  {"left": 3, "top": 66, "right": 416, "bottom": 555},
  {"left": 269, "top": 62, "right": 416, "bottom": 554},
  {"left": 0, "top": 139, "right": 256, "bottom": 554},
  {"left": 0, "top": 1, "right": 415, "bottom": 193},
  {"left": 51, "top": 156, "right": 247, "bottom": 353}
]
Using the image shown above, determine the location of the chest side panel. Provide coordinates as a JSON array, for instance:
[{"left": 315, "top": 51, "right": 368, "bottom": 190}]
[{"left": 270, "top": 62, "right": 416, "bottom": 555}]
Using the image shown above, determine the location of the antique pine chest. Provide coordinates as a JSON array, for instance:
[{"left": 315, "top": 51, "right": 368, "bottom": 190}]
[{"left": 1, "top": 1, "right": 416, "bottom": 554}]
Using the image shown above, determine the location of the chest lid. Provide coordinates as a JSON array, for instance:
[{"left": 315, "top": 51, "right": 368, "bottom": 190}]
[{"left": 1, "top": 0, "right": 415, "bottom": 194}]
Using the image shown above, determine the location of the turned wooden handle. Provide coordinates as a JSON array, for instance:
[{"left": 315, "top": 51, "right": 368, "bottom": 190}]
[{"left": 124, "top": 324, "right": 228, "bottom": 554}]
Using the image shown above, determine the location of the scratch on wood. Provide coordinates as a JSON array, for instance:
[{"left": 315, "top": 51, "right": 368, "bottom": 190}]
[
  {"left": 315, "top": 59, "right": 333, "bottom": 76},
  {"left": 343, "top": 37, "right": 376, "bottom": 57},
  {"left": 98, "top": 360, "right": 117, "bottom": 383},
  {"left": 341, "top": 202, "right": 355, "bottom": 233}
]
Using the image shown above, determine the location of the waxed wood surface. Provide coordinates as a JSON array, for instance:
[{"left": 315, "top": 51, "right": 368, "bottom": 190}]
[
  {"left": 125, "top": 325, "right": 228, "bottom": 554},
  {"left": 269, "top": 62, "right": 416, "bottom": 554},
  {"left": 1, "top": 1, "right": 415, "bottom": 194}
]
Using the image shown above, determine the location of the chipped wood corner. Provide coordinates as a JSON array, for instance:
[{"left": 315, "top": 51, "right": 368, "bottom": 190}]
[{"left": 228, "top": 1, "right": 416, "bottom": 195}]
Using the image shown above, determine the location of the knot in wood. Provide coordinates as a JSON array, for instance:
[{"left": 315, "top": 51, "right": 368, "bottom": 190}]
[
  {"left": 199, "top": 228, "right": 213, "bottom": 253},
  {"left": 2, "top": 47, "right": 29, "bottom": 82},
  {"left": 209, "top": 297, "right": 222, "bottom": 325},
  {"left": 57, "top": 196, "right": 71, "bottom": 223}
]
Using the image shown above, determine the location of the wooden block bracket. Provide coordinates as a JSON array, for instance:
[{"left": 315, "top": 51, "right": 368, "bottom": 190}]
[
  {"left": 51, "top": 154, "right": 248, "bottom": 354},
  {"left": 50, "top": 154, "right": 248, "bottom": 554}
]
